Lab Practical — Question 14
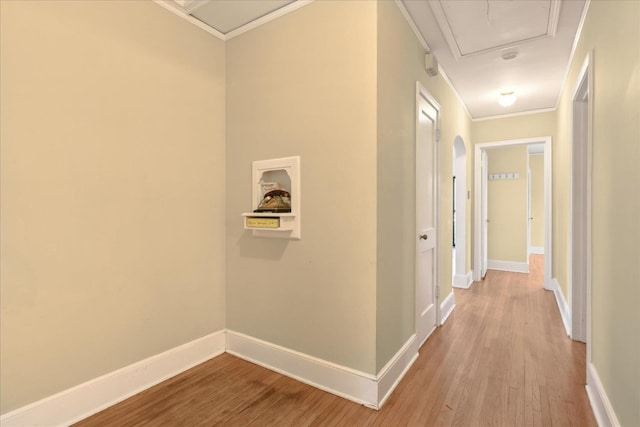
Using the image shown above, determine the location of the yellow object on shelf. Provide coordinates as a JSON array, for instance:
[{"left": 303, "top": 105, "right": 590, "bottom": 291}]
[{"left": 245, "top": 216, "right": 280, "bottom": 229}]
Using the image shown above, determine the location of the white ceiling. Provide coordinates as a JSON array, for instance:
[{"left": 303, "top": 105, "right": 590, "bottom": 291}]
[
  {"left": 157, "top": 0, "right": 588, "bottom": 120},
  {"left": 401, "top": 0, "right": 588, "bottom": 119}
]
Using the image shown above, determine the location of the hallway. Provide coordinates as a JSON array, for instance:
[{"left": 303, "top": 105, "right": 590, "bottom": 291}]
[{"left": 76, "top": 256, "right": 596, "bottom": 426}]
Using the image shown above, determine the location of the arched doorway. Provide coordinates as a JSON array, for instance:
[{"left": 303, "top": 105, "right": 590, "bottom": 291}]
[{"left": 453, "top": 136, "right": 469, "bottom": 288}]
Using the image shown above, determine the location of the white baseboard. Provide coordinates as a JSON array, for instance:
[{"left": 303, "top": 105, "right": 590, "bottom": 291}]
[
  {"left": 440, "top": 291, "right": 455, "bottom": 325},
  {"left": 226, "top": 330, "right": 419, "bottom": 410},
  {"left": 529, "top": 246, "right": 544, "bottom": 254},
  {"left": 3, "top": 328, "right": 424, "bottom": 422},
  {"left": 453, "top": 271, "right": 474, "bottom": 289},
  {"left": 550, "top": 278, "right": 571, "bottom": 336},
  {"left": 376, "top": 335, "right": 418, "bottom": 408},
  {"left": 226, "top": 330, "right": 378, "bottom": 408},
  {"left": 586, "top": 363, "right": 621, "bottom": 427},
  {"left": 0, "top": 330, "right": 226, "bottom": 427},
  {"left": 487, "top": 259, "right": 529, "bottom": 273}
]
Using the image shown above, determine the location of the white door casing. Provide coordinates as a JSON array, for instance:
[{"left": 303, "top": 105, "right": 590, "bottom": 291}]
[
  {"left": 453, "top": 136, "right": 468, "bottom": 287},
  {"left": 474, "top": 137, "right": 552, "bottom": 288},
  {"left": 416, "top": 83, "right": 440, "bottom": 347},
  {"left": 481, "top": 150, "right": 488, "bottom": 279},
  {"left": 570, "top": 53, "right": 592, "bottom": 345}
]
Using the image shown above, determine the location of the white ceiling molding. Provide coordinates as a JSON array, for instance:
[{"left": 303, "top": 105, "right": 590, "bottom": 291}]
[
  {"left": 181, "top": 0, "right": 209, "bottom": 15},
  {"left": 154, "top": 0, "right": 587, "bottom": 121},
  {"left": 401, "top": 0, "right": 586, "bottom": 119},
  {"left": 546, "top": 0, "right": 562, "bottom": 37},
  {"left": 394, "top": 1, "right": 472, "bottom": 121},
  {"left": 429, "top": 0, "right": 562, "bottom": 60},
  {"left": 472, "top": 107, "right": 556, "bottom": 122},
  {"left": 436, "top": 65, "right": 473, "bottom": 121},
  {"left": 394, "top": 0, "right": 431, "bottom": 53},
  {"left": 153, "top": 0, "right": 313, "bottom": 41},
  {"left": 552, "top": 0, "right": 591, "bottom": 111},
  {"left": 153, "top": 0, "right": 225, "bottom": 39},
  {"left": 224, "top": 1, "right": 314, "bottom": 40}
]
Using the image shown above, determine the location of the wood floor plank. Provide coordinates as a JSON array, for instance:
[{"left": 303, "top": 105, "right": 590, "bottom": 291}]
[{"left": 74, "top": 255, "right": 596, "bottom": 426}]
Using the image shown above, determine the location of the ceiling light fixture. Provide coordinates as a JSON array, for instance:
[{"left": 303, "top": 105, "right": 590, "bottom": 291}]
[{"left": 499, "top": 91, "right": 517, "bottom": 107}]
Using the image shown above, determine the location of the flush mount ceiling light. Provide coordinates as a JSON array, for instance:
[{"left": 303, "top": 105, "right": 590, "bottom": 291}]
[{"left": 499, "top": 91, "right": 517, "bottom": 107}]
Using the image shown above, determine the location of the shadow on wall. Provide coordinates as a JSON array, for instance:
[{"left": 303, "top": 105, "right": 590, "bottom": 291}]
[{"left": 237, "top": 232, "right": 290, "bottom": 260}]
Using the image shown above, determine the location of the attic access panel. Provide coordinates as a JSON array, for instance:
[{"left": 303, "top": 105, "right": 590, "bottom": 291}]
[{"left": 429, "top": 0, "right": 561, "bottom": 59}]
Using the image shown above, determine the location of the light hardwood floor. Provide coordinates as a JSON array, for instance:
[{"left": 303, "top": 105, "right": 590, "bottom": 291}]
[{"left": 76, "top": 255, "right": 596, "bottom": 426}]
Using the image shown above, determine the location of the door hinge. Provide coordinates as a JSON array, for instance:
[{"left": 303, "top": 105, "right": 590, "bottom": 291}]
[
  {"left": 436, "top": 286, "right": 440, "bottom": 299},
  {"left": 436, "top": 128, "right": 441, "bottom": 142}
]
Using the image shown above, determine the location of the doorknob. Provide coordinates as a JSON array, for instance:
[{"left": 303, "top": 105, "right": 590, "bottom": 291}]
[{"left": 419, "top": 234, "right": 428, "bottom": 240}]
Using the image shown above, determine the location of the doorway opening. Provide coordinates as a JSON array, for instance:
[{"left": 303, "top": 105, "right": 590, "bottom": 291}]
[
  {"left": 528, "top": 144, "right": 545, "bottom": 256},
  {"left": 473, "top": 137, "right": 553, "bottom": 290},
  {"left": 570, "top": 54, "right": 592, "bottom": 346},
  {"left": 452, "top": 136, "right": 470, "bottom": 288}
]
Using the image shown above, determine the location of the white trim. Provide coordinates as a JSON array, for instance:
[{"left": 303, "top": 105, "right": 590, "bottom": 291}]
[
  {"left": 225, "top": 330, "right": 419, "bottom": 411},
  {"left": 550, "top": 278, "right": 571, "bottom": 336},
  {"left": 487, "top": 260, "right": 529, "bottom": 274},
  {"left": 225, "top": 330, "right": 379, "bottom": 408},
  {"left": 553, "top": 0, "right": 591, "bottom": 111},
  {"left": 529, "top": 246, "right": 544, "bottom": 255},
  {"left": 570, "top": 52, "right": 593, "bottom": 346},
  {"left": 586, "top": 363, "right": 621, "bottom": 427},
  {"left": 2, "top": 329, "right": 423, "bottom": 421},
  {"left": 473, "top": 136, "right": 552, "bottom": 292},
  {"left": 429, "top": 0, "right": 560, "bottom": 60},
  {"left": 546, "top": 0, "right": 562, "bottom": 37},
  {"left": 225, "top": 1, "right": 314, "bottom": 40},
  {"left": 439, "top": 291, "right": 456, "bottom": 324},
  {"left": 376, "top": 335, "right": 419, "bottom": 409},
  {"left": 152, "top": 0, "right": 314, "bottom": 41},
  {"left": 415, "top": 82, "right": 441, "bottom": 342},
  {"left": 394, "top": 0, "right": 431, "bottom": 52},
  {"left": 0, "top": 331, "right": 226, "bottom": 427},
  {"left": 453, "top": 136, "right": 469, "bottom": 281},
  {"left": 437, "top": 67, "right": 473, "bottom": 121},
  {"left": 152, "top": 0, "right": 226, "bottom": 39},
  {"left": 394, "top": 1, "right": 473, "bottom": 121},
  {"left": 472, "top": 107, "right": 557, "bottom": 122},
  {"left": 453, "top": 271, "right": 473, "bottom": 289}
]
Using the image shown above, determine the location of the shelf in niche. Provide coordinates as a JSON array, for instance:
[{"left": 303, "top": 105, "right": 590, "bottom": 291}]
[{"left": 241, "top": 156, "right": 300, "bottom": 239}]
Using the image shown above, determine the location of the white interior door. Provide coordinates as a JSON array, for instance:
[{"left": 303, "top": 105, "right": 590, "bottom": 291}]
[
  {"left": 481, "top": 150, "right": 488, "bottom": 278},
  {"left": 416, "top": 88, "right": 439, "bottom": 346}
]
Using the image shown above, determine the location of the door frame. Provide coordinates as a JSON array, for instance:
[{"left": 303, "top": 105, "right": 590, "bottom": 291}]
[
  {"left": 481, "top": 150, "right": 488, "bottom": 278},
  {"left": 415, "top": 82, "right": 441, "bottom": 339},
  {"left": 452, "top": 136, "right": 469, "bottom": 288},
  {"left": 570, "top": 53, "right": 592, "bottom": 347},
  {"left": 473, "top": 136, "right": 553, "bottom": 290}
]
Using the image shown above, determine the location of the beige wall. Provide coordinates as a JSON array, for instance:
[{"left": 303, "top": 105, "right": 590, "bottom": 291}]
[
  {"left": 375, "top": 0, "right": 471, "bottom": 371},
  {"left": 472, "top": 111, "right": 556, "bottom": 145},
  {"left": 486, "top": 146, "right": 528, "bottom": 263},
  {"left": 225, "top": 0, "right": 473, "bottom": 376},
  {"left": 529, "top": 154, "right": 544, "bottom": 248},
  {"left": 12, "top": 0, "right": 636, "bottom": 422},
  {"left": 0, "top": 1, "right": 226, "bottom": 414},
  {"left": 225, "top": 1, "right": 379, "bottom": 374},
  {"left": 554, "top": 2, "right": 640, "bottom": 425}
]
